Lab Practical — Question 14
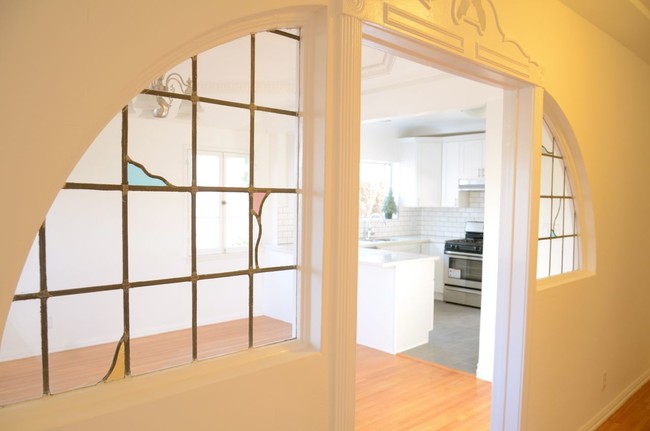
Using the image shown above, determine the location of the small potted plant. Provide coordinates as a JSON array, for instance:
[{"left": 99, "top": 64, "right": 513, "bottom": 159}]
[{"left": 382, "top": 189, "right": 397, "bottom": 219}]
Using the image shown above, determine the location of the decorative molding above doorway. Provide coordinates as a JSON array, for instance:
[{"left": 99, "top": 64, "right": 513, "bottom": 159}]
[{"left": 346, "top": 0, "right": 542, "bottom": 83}]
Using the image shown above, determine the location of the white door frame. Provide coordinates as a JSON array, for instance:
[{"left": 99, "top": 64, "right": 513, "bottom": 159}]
[{"left": 329, "top": 16, "right": 541, "bottom": 429}]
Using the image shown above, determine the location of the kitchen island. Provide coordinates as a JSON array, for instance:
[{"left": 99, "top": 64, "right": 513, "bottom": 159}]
[{"left": 357, "top": 247, "right": 438, "bottom": 354}]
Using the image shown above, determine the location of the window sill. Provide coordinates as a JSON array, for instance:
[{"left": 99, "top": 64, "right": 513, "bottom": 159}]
[{"left": 536, "top": 269, "right": 595, "bottom": 291}]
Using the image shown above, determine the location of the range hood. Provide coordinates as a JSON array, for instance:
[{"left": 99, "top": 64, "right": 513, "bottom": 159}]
[{"left": 458, "top": 178, "right": 485, "bottom": 191}]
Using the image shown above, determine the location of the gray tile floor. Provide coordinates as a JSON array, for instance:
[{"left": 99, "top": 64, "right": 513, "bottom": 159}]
[{"left": 401, "top": 300, "right": 480, "bottom": 375}]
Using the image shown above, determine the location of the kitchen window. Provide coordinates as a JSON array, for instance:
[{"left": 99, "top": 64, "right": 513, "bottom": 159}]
[
  {"left": 359, "top": 161, "right": 397, "bottom": 219},
  {"left": 0, "top": 28, "right": 301, "bottom": 406},
  {"left": 537, "top": 120, "right": 579, "bottom": 278}
]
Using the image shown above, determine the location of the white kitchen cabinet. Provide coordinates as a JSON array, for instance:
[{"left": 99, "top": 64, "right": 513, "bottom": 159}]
[
  {"left": 460, "top": 138, "right": 485, "bottom": 180},
  {"left": 441, "top": 141, "right": 461, "bottom": 207},
  {"left": 400, "top": 134, "right": 484, "bottom": 208},
  {"left": 358, "top": 249, "right": 436, "bottom": 354},
  {"left": 441, "top": 134, "right": 485, "bottom": 207},
  {"left": 399, "top": 138, "right": 443, "bottom": 207}
]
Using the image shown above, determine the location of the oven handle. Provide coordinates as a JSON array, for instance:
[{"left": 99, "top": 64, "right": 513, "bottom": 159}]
[{"left": 444, "top": 250, "right": 483, "bottom": 261}]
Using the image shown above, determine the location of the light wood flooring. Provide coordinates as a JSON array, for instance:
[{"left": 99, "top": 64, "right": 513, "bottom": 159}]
[
  {"left": 0, "top": 316, "right": 292, "bottom": 406},
  {"left": 597, "top": 379, "right": 650, "bottom": 430},
  {"left": 356, "top": 345, "right": 491, "bottom": 430},
  {"left": 3, "top": 320, "right": 646, "bottom": 430}
]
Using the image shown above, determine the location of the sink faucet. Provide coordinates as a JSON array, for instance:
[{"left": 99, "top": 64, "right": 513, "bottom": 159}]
[{"left": 366, "top": 212, "right": 386, "bottom": 240}]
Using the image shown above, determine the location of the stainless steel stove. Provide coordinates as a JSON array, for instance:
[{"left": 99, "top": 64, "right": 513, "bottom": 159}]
[{"left": 443, "top": 221, "right": 483, "bottom": 308}]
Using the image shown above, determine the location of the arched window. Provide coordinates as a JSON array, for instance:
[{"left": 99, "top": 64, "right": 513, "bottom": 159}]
[
  {"left": 537, "top": 120, "right": 580, "bottom": 278},
  {"left": 0, "top": 29, "right": 302, "bottom": 406}
]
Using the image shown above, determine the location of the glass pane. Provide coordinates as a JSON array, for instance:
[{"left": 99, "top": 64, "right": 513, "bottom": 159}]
[
  {"left": 196, "top": 191, "right": 221, "bottom": 252},
  {"left": 128, "top": 192, "right": 191, "bottom": 282},
  {"left": 224, "top": 153, "right": 249, "bottom": 187},
  {"left": 197, "top": 276, "right": 249, "bottom": 360},
  {"left": 197, "top": 153, "right": 221, "bottom": 187},
  {"left": 66, "top": 112, "right": 121, "bottom": 184},
  {"left": 552, "top": 157, "right": 566, "bottom": 196},
  {"left": 48, "top": 291, "right": 123, "bottom": 394},
  {"left": 564, "top": 170, "right": 574, "bottom": 196},
  {"left": 224, "top": 192, "right": 249, "bottom": 249},
  {"left": 254, "top": 193, "right": 297, "bottom": 269},
  {"left": 550, "top": 198, "right": 565, "bottom": 237},
  {"left": 563, "top": 198, "right": 576, "bottom": 236},
  {"left": 536, "top": 239, "right": 550, "bottom": 279},
  {"left": 541, "top": 122, "right": 555, "bottom": 156},
  {"left": 562, "top": 236, "right": 576, "bottom": 273},
  {"left": 277, "top": 28, "right": 300, "bottom": 36},
  {"left": 197, "top": 104, "right": 250, "bottom": 156},
  {"left": 252, "top": 270, "right": 296, "bottom": 347},
  {"left": 15, "top": 235, "right": 40, "bottom": 295},
  {"left": 128, "top": 106, "right": 191, "bottom": 187},
  {"left": 549, "top": 238, "right": 563, "bottom": 277},
  {"left": 130, "top": 283, "right": 192, "bottom": 375},
  {"left": 0, "top": 300, "right": 42, "bottom": 405},
  {"left": 538, "top": 197, "right": 552, "bottom": 238},
  {"left": 254, "top": 111, "right": 299, "bottom": 189},
  {"left": 540, "top": 155, "right": 553, "bottom": 196},
  {"left": 46, "top": 190, "right": 122, "bottom": 291},
  {"left": 197, "top": 35, "right": 251, "bottom": 104},
  {"left": 255, "top": 31, "right": 299, "bottom": 112}
]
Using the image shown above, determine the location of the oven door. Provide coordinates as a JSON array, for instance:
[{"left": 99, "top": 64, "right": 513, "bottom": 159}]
[{"left": 444, "top": 251, "right": 482, "bottom": 289}]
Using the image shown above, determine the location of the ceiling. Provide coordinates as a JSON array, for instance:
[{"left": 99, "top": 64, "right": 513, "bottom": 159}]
[
  {"left": 360, "top": 47, "right": 494, "bottom": 136},
  {"left": 558, "top": 0, "right": 650, "bottom": 64}
]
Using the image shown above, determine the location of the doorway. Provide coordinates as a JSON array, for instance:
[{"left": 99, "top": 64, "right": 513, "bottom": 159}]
[
  {"left": 353, "top": 23, "right": 539, "bottom": 429},
  {"left": 357, "top": 40, "right": 502, "bottom": 373}
]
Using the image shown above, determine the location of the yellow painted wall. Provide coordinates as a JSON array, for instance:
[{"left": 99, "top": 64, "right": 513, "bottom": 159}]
[
  {"left": 0, "top": 1, "right": 331, "bottom": 430},
  {"left": 496, "top": 0, "right": 650, "bottom": 429},
  {"left": 1, "top": 0, "right": 649, "bottom": 430}
]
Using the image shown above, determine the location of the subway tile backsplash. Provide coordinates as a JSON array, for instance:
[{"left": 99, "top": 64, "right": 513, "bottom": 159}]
[{"left": 360, "top": 191, "right": 485, "bottom": 239}]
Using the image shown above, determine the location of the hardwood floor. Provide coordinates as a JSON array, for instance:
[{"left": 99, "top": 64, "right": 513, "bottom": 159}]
[
  {"left": 356, "top": 345, "right": 491, "bottom": 430},
  {"left": 597, "top": 380, "right": 650, "bottom": 430},
  {"left": 3, "top": 322, "right": 647, "bottom": 429},
  {"left": 0, "top": 316, "right": 292, "bottom": 406}
]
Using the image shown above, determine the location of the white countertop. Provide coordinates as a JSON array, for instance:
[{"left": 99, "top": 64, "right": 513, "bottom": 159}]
[
  {"left": 358, "top": 247, "right": 439, "bottom": 267},
  {"left": 358, "top": 235, "right": 447, "bottom": 248}
]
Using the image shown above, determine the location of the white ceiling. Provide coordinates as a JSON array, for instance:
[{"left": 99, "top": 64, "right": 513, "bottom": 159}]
[
  {"left": 558, "top": 0, "right": 650, "bottom": 64},
  {"left": 361, "top": 46, "right": 494, "bottom": 136}
]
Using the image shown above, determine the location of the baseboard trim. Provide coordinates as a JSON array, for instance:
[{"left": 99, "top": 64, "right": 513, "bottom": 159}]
[{"left": 579, "top": 368, "right": 650, "bottom": 431}]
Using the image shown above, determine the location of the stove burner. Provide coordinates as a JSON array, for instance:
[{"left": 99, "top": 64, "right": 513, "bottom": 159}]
[
  {"left": 445, "top": 238, "right": 483, "bottom": 254},
  {"left": 445, "top": 220, "right": 484, "bottom": 255}
]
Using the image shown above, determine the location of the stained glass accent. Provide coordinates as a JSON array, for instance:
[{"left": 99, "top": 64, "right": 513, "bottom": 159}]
[
  {"left": 102, "top": 335, "right": 127, "bottom": 382},
  {"left": 127, "top": 161, "right": 168, "bottom": 186}
]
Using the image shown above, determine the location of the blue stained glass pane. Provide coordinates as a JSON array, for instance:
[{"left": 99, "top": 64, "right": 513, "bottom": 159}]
[{"left": 127, "top": 162, "right": 166, "bottom": 186}]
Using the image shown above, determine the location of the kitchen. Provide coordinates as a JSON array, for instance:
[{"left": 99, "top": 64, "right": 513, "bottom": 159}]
[{"left": 356, "top": 43, "right": 504, "bottom": 380}]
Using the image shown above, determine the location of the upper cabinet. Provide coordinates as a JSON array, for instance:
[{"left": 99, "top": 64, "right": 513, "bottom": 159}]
[
  {"left": 399, "top": 138, "right": 443, "bottom": 207},
  {"left": 401, "top": 133, "right": 485, "bottom": 208}
]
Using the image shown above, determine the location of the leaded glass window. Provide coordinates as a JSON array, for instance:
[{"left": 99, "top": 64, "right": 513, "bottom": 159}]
[
  {"left": 537, "top": 121, "right": 579, "bottom": 278},
  {"left": 0, "top": 29, "right": 301, "bottom": 406}
]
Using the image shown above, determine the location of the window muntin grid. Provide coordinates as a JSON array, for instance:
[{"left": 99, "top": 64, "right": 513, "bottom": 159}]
[
  {"left": 0, "top": 29, "right": 301, "bottom": 406},
  {"left": 537, "top": 121, "right": 579, "bottom": 278}
]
